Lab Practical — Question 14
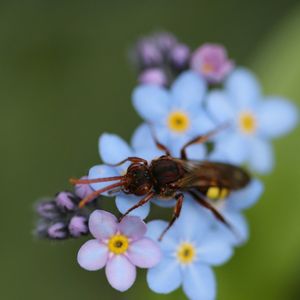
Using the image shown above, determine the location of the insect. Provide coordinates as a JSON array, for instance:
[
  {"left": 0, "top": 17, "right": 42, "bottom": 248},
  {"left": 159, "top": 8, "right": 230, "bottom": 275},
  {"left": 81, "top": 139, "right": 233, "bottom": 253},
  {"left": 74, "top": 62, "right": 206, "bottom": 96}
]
[{"left": 70, "top": 125, "right": 250, "bottom": 240}]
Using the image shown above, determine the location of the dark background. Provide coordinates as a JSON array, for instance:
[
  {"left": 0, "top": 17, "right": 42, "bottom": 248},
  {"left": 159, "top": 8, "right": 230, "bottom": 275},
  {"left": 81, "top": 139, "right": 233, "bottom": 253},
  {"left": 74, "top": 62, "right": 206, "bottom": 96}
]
[{"left": 1, "top": 1, "right": 300, "bottom": 299}]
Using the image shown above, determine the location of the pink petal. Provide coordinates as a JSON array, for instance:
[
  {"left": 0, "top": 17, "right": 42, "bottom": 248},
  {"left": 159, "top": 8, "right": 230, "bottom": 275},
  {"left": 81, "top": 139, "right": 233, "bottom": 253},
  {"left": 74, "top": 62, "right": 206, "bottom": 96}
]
[
  {"left": 118, "top": 216, "right": 147, "bottom": 240},
  {"left": 77, "top": 239, "right": 108, "bottom": 271},
  {"left": 89, "top": 210, "right": 118, "bottom": 240},
  {"left": 127, "top": 238, "right": 161, "bottom": 268},
  {"left": 105, "top": 255, "right": 136, "bottom": 291}
]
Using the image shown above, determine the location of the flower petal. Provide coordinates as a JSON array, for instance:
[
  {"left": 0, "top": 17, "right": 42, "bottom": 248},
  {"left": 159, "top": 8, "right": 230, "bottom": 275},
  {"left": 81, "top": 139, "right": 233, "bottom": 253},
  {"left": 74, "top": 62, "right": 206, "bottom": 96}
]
[
  {"left": 118, "top": 216, "right": 147, "bottom": 240},
  {"left": 206, "top": 90, "right": 236, "bottom": 124},
  {"left": 174, "top": 197, "right": 211, "bottom": 242},
  {"left": 257, "top": 97, "right": 298, "bottom": 138},
  {"left": 226, "top": 68, "right": 261, "bottom": 108},
  {"left": 228, "top": 179, "right": 264, "bottom": 211},
  {"left": 105, "top": 255, "right": 136, "bottom": 292},
  {"left": 115, "top": 194, "right": 150, "bottom": 219},
  {"left": 99, "top": 133, "right": 132, "bottom": 165},
  {"left": 88, "top": 164, "right": 119, "bottom": 195},
  {"left": 182, "top": 264, "right": 216, "bottom": 300},
  {"left": 88, "top": 210, "right": 118, "bottom": 240},
  {"left": 77, "top": 239, "right": 108, "bottom": 271},
  {"left": 249, "top": 138, "right": 274, "bottom": 173},
  {"left": 213, "top": 133, "right": 249, "bottom": 165},
  {"left": 185, "top": 143, "right": 207, "bottom": 160},
  {"left": 214, "top": 210, "right": 249, "bottom": 246},
  {"left": 147, "top": 257, "right": 181, "bottom": 294},
  {"left": 146, "top": 220, "right": 178, "bottom": 252},
  {"left": 190, "top": 111, "right": 215, "bottom": 136},
  {"left": 171, "top": 71, "right": 206, "bottom": 109},
  {"left": 127, "top": 238, "right": 161, "bottom": 268},
  {"left": 132, "top": 85, "right": 170, "bottom": 123},
  {"left": 197, "top": 232, "right": 233, "bottom": 266}
]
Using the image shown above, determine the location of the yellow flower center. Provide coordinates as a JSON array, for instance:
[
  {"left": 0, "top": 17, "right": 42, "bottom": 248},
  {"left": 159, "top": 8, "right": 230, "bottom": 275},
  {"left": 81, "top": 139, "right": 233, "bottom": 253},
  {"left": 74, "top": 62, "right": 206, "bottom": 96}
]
[
  {"left": 177, "top": 242, "right": 196, "bottom": 265},
  {"left": 239, "top": 111, "right": 257, "bottom": 134},
  {"left": 207, "top": 187, "right": 229, "bottom": 200},
  {"left": 108, "top": 234, "right": 129, "bottom": 255},
  {"left": 167, "top": 111, "right": 190, "bottom": 133},
  {"left": 201, "top": 63, "right": 214, "bottom": 74}
]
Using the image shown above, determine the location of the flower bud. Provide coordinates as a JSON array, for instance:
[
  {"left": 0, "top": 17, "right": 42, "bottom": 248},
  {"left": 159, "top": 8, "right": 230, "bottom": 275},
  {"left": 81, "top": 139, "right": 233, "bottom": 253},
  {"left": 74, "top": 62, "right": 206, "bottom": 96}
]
[
  {"left": 47, "top": 222, "right": 68, "bottom": 239},
  {"left": 35, "top": 200, "right": 59, "bottom": 220},
  {"left": 74, "top": 176, "right": 95, "bottom": 200},
  {"left": 68, "top": 216, "right": 89, "bottom": 237},
  {"left": 138, "top": 68, "right": 167, "bottom": 86},
  {"left": 170, "top": 43, "right": 190, "bottom": 69},
  {"left": 55, "top": 191, "right": 77, "bottom": 211}
]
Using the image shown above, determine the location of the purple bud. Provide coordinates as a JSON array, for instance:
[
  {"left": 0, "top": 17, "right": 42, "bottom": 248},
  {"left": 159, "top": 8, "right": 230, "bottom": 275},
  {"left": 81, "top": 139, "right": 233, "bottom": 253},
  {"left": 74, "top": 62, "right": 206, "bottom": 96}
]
[
  {"left": 170, "top": 43, "right": 190, "bottom": 69},
  {"left": 47, "top": 222, "right": 68, "bottom": 239},
  {"left": 35, "top": 200, "right": 59, "bottom": 219},
  {"left": 55, "top": 191, "right": 76, "bottom": 211},
  {"left": 75, "top": 176, "right": 95, "bottom": 200},
  {"left": 68, "top": 216, "right": 89, "bottom": 237},
  {"left": 155, "top": 32, "right": 177, "bottom": 53},
  {"left": 136, "top": 39, "right": 163, "bottom": 67},
  {"left": 138, "top": 68, "right": 167, "bottom": 86}
]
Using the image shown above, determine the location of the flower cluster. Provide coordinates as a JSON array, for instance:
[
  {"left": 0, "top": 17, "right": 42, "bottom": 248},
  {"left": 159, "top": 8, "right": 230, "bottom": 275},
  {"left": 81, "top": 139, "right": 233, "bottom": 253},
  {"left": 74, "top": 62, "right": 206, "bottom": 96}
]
[{"left": 34, "top": 32, "right": 298, "bottom": 299}]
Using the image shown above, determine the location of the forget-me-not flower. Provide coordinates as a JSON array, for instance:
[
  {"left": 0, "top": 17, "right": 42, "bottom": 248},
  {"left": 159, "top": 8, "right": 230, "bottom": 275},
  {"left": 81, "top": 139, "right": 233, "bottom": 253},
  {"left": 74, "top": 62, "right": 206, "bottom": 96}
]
[
  {"left": 206, "top": 68, "right": 298, "bottom": 173},
  {"left": 132, "top": 71, "right": 215, "bottom": 156},
  {"left": 146, "top": 198, "right": 233, "bottom": 300}
]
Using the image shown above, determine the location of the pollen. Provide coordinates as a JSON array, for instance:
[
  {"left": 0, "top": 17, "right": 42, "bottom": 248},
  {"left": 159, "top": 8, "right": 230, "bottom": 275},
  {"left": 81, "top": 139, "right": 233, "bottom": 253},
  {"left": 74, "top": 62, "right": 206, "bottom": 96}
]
[
  {"left": 108, "top": 234, "right": 129, "bottom": 255},
  {"left": 177, "top": 242, "right": 196, "bottom": 265},
  {"left": 239, "top": 111, "right": 257, "bottom": 134},
  {"left": 207, "top": 187, "right": 229, "bottom": 200},
  {"left": 167, "top": 111, "right": 190, "bottom": 133}
]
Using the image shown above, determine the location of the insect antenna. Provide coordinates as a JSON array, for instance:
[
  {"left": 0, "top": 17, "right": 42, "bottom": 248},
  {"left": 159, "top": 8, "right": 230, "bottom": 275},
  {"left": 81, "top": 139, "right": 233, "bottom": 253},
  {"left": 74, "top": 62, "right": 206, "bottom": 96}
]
[{"left": 77, "top": 181, "right": 124, "bottom": 208}]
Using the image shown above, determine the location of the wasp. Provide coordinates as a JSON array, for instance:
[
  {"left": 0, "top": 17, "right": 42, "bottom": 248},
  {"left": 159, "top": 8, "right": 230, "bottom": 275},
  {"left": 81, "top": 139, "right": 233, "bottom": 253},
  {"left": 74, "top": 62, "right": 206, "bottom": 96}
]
[{"left": 70, "top": 126, "right": 250, "bottom": 240}]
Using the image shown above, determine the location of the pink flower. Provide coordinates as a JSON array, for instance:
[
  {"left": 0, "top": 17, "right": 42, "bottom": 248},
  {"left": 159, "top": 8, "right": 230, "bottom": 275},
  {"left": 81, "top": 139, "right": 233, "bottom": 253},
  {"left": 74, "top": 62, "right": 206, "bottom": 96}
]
[
  {"left": 77, "top": 210, "right": 161, "bottom": 291},
  {"left": 191, "top": 43, "right": 234, "bottom": 83}
]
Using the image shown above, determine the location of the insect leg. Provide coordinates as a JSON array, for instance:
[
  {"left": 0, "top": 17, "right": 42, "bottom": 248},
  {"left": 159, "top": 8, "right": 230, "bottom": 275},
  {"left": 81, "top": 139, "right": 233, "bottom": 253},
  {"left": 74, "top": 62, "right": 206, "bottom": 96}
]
[
  {"left": 150, "top": 127, "right": 171, "bottom": 155},
  {"left": 119, "top": 192, "right": 155, "bottom": 220},
  {"left": 180, "top": 123, "right": 229, "bottom": 159},
  {"left": 107, "top": 157, "right": 148, "bottom": 167},
  {"left": 189, "top": 190, "right": 237, "bottom": 235},
  {"left": 158, "top": 193, "right": 184, "bottom": 241}
]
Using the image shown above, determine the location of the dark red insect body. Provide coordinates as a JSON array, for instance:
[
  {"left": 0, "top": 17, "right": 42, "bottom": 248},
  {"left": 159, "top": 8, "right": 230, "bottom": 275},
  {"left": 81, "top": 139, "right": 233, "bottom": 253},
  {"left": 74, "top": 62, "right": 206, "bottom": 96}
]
[{"left": 70, "top": 126, "right": 250, "bottom": 240}]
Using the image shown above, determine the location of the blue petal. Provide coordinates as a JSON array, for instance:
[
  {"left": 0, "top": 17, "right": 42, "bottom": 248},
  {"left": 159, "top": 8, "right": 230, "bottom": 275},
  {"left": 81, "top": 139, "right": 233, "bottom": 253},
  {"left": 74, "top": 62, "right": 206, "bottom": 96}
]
[
  {"left": 226, "top": 68, "right": 261, "bottom": 108},
  {"left": 99, "top": 133, "right": 132, "bottom": 165},
  {"left": 249, "top": 138, "right": 274, "bottom": 173},
  {"left": 257, "top": 97, "right": 298, "bottom": 138},
  {"left": 227, "top": 179, "right": 264, "bottom": 211},
  {"left": 147, "top": 257, "right": 181, "bottom": 294},
  {"left": 213, "top": 133, "right": 249, "bottom": 165},
  {"left": 213, "top": 210, "right": 249, "bottom": 246},
  {"left": 185, "top": 143, "right": 207, "bottom": 160},
  {"left": 115, "top": 194, "right": 150, "bottom": 219},
  {"left": 196, "top": 232, "right": 233, "bottom": 266},
  {"left": 206, "top": 90, "right": 236, "bottom": 124},
  {"left": 132, "top": 85, "right": 171, "bottom": 123},
  {"left": 171, "top": 71, "right": 207, "bottom": 110},
  {"left": 131, "top": 124, "right": 165, "bottom": 160},
  {"left": 174, "top": 197, "right": 211, "bottom": 242},
  {"left": 152, "top": 197, "right": 176, "bottom": 208},
  {"left": 146, "top": 220, "right": 178, "bottom": 252},
  {"left": 88, "top": 165, "right": 119, "bottom": 196},
  {"left": 190, "top": 110, "right": 215, "bottom": 136},
  {"left": 182, "top": 264, "right": 216, "bottom": 300}
]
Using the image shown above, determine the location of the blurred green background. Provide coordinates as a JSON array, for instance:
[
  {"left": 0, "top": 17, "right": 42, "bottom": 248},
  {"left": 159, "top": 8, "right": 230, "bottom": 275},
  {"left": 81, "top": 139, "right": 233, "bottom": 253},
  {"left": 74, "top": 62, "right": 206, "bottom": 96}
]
[{"left": 1, "top": 1, "right": 300, "bottom": 299}]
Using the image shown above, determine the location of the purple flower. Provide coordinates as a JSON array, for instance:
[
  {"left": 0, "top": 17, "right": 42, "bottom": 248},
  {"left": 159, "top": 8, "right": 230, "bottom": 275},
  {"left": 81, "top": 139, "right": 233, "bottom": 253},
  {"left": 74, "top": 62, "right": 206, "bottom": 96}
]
[
  {"left": 77, "top": 210, "right": 161, "bottom": 291},
  {"left": 138, "top": 68, "right": 167, "bottom": 86},
  {"left": 68, "top": 216, "right": 88, "bottom": 237},
  {"left": 35, "top": 200, "right": 59, "bottom": 219},
  {"left": 75, "top": 176, "right": 97, "bottom": 200},
  {"left": 191, "top": 43, "right": 234, "bottom": 83},
  {"left": 55, "top": 191, "right": 77, "bottom": 211}
]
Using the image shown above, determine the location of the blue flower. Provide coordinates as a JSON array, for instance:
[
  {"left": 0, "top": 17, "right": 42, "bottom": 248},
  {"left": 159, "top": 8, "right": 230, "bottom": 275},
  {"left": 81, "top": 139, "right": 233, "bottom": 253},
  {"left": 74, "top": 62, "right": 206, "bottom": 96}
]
[
  {"left": 146, "top": 198, "right": 233, "bottom": 300},
  {"left": 207, "top": 179, "right": 264, "bottom": 246},
  {"left": 206, "top": 68, "right": 298, "bottom": 173},
  {"left": 132, "top": 71, "right": 215, "bottom": 156},
  {"left": 88, "top": 133, "right": 170, "bottom": 219}
]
